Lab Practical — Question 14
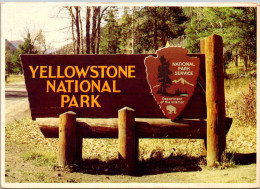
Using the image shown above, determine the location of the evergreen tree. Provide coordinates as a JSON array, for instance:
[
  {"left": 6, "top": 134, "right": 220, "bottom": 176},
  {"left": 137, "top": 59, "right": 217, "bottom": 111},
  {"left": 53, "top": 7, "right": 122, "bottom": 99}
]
[
  {"left": 5, "top": 49, "right": 14, "bottom": 75},
  {"left": 12, "top": 33, "right": 37, "bottom": 74},
  {"left": 157, "top": 55, "right": 172, "bottom": 95},
  {"left": 184, "top": 7, "right": 256, "bottom": 71},
  {"left": 135, "top": 7, "right": 187, "bottom": 53},
  {"left": 118, "top": 7, "right": 133, "bottom": 54},
  {"left": 100, "top": 8, "right": 121, "bottom": 54}
]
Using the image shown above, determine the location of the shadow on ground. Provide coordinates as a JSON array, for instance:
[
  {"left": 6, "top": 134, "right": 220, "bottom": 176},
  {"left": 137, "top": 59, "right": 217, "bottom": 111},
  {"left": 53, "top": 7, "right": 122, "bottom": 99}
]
[
  {"left": 227, "top": 152, "right": 256, "bottom": 165},
  {"left": 66, "top": 152, "right": 256, "bottom": 176},
  {"left": 5, "top": 91, "right": 28, "bottom": 98},
  {"left": 66, "top": 153, "right": 256, "bottom": 176}
]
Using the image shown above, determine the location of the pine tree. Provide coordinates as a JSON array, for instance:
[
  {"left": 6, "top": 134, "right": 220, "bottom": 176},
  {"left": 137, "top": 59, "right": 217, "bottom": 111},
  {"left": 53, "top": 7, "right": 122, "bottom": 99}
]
[
  {"left": 12, "top": 33, "right": 37, "bottom": 74},
  {"left": 157, "top": 55, "right": 172, "bottom": 95},
  {"left": 99, "top": 8, "right": 121, "bottom": 54},
  {"left": 184, "top": 7, "right": 256, "bottom": 71},
  {"left": 135, "top": 7, "right": 187, "bottom": 53}
]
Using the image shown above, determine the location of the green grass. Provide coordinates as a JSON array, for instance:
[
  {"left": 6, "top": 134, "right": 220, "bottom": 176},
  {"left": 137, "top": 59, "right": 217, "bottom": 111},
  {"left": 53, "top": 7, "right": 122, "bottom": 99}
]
[
  {"left": 225, "top": 61, "right": 256, "bottom": 75},
  {"left": 21, "top": 151, "right": 57, "bottom": 167}
]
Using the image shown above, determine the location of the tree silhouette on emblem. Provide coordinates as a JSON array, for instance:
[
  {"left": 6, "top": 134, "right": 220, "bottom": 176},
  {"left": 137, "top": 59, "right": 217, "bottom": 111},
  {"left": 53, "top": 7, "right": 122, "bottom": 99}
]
[{"left": 157, "top": 55, "right": 172, "bottom": 95}]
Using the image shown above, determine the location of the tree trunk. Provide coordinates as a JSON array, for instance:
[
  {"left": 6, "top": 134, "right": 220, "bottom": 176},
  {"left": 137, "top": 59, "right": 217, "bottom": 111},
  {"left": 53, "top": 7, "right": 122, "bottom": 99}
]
[
  {"left": 75, "top": 6, "right": 80, "bottom": 54},
  {"left": 86, "top": 7, "right": 91, "bottom": 54},
  {"left": 154, "top": 20, "right": 158, "bottom": 51},
  {"left": 244, "top": 47, "right": 248, "bottom": 71},
  {"left": 96, "top": 7, "right": 101, "bottom": 54},
  {"left": 96, "top": 7, "right": 108, "bottom": 54},
  {"left": 91, "top": 7, "right": 99, "bottom": 54},
  {"left": 161, "top": 34, "right": 167, "bottom": 47},
  {"left": 79, "top": 10, "right": 84, "bottom": 54},
  {"left": 132, "top": 7, "right": 135, "bottom": 54},
  {"left": 235, "top": 48, "right": 238, "bottom": 67},
  {"left": 69, "top": 7, "right": 76, "bottom": 54}
]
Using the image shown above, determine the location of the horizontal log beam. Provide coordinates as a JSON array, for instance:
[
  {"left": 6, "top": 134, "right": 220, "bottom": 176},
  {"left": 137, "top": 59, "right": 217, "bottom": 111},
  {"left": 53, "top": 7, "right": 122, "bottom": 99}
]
[{"left": 37, "top": 118, "right": 232, "bottom": 139}]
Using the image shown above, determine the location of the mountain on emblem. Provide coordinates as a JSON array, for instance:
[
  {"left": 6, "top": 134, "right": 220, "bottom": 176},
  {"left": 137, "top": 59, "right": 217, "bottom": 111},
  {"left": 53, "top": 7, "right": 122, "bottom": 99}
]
[
  {"left": 172, "top": 77, "right": 194, "bottom": 86},
  {"left": 144, "top": 47, "right": 200, "bottom": 120}
]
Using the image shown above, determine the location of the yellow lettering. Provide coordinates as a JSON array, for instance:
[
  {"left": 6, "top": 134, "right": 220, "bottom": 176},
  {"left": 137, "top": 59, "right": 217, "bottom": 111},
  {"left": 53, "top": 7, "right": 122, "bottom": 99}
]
[
  {"left": 57, "top": 66, "right": 65, "bottom": 78},
  {"left": 79, "top": 80, "right": 91, "bottom": 92},
  {"left": 75, "top": 66, "right": 89, "bottom": 78},
  {"left": 40, "top": 66, "right": 47, "bottom": 78},
  {"left": 112, "top": 80, "right": 120, "bottom": 93},
  {"left": 91, "top": 80, "right": 100, "bottom": 92},
  {"left": 65, "top": 80, "right": 74, "bottom": 93},
  {"left": 80, "top": 95, "right": 89, "bottom": 107},
  {"left": 64, "top": 66, "right": 75, "bottom": 78},
  {"left": 118, "top": 66, "right": 127, "bottom": 78},
  {"left": 101, "top": 80, "right": 111, "bottom": 93},
  {"left": 56, "top": 81, "right": 67, "bottom": 93},
  {"left": 48, "top": 66, "right": 56, "bottom": 78},
  {"left": 90, "top": 66, "right": 99, "bottom": 78},
  {"left": 68, "top": 95, "right": 78, "bottom": 107},
  {"left": 46, "top": 80, "right": 56, "bottom": 92},
  {"left": 75, "top": 80, "right": 78, "bottom": 93},
  {"left": 128, "top": 65, "right": 136, "bottom": 78},
  {"left": 107, "top": 66, "right": 117, "bottom": 78},
  {"left": 61, "top": 95, "right": 70, "bottom": 107},
  {"left": 98, "top": 66, "right": 107, "bottom": 78},
  {"left": 91, "top": 95, "right": 101, "bottom": 107},
  {"left": 29, "top": 66, "right": 39, "bottom": 78}
]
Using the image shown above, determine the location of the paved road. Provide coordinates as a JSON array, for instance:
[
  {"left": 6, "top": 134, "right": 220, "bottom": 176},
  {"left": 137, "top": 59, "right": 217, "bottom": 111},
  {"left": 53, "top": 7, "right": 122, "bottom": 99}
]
[{"left": 5, "top": 81, "right": 30, "bottom": 124}]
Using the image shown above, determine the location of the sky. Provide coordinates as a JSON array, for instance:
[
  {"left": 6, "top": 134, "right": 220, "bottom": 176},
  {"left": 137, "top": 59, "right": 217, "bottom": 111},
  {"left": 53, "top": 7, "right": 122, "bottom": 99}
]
[
  {"left": 1, "top": 2, "right": 131, "bottom": 50},
  {"left": 2, "top": 3, "right": 79, "bottom": 49}
]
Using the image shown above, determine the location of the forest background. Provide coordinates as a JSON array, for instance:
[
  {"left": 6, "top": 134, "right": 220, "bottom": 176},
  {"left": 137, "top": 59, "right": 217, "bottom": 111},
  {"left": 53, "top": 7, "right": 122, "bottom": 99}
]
[{"left": 5, "top": 6, "right": 256, "bottom": 77}]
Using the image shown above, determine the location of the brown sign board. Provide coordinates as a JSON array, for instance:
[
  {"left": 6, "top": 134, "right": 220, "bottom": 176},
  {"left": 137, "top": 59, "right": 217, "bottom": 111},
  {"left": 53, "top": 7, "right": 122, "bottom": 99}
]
[{"left": 21, "top": 53, "right": 205, "bottom": 120}]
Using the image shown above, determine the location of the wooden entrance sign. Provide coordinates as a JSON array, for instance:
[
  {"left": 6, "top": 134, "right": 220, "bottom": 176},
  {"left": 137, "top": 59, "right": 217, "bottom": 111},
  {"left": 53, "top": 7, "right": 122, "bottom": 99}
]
[
  {"left": 21, "top": 34, "right": 232, "bottom": 170},
  {"left": 21, "top": 53, "right": 206, "bottom": 120}
]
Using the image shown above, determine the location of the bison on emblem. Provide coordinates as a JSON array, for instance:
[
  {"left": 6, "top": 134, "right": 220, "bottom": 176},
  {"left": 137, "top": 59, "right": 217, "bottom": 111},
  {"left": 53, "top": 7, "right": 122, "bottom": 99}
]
[{"left": 166, "top": 105, "right": 176, "bottom": 114}]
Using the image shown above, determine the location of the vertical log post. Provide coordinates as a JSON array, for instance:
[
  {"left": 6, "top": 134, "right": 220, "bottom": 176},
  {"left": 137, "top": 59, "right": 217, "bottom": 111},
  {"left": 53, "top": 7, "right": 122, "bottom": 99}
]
[
  {"left": 201, "top": 34, "right": 226, "bottom": 167},
  {"left": 118, "top": 107, "right": 137, "bottom": 174},
  {"left": 200, "top": 38, "right": 207, "bottom": 156},
  {"left": 58, "top": 111, "right": 79, "bottom": 167}
]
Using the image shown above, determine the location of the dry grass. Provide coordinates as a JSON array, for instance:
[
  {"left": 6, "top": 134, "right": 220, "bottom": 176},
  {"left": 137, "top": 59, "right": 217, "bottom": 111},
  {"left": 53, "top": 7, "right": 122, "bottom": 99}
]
[
  {"left": 5, "top": 74, "right": 24, "bottom": 84},
  {"left": 225, "top": 77, "right": 256, "bottom": 154}
]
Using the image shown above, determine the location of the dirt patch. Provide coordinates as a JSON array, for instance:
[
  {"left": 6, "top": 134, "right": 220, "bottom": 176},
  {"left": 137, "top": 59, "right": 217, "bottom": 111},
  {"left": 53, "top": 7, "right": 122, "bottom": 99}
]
[
  {"left": 4, "top": 137, "right": 257, "bottom": 184},
  {"left": 5, "top": 81, "right": 30, "bottom": 124}
]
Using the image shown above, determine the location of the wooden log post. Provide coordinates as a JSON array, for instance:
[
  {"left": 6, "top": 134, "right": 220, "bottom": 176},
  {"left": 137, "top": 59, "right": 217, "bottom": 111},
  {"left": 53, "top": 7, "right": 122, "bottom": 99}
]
[
  {"left": 201, "top": 34, "right": 226, "bottom": 167},
  {"left": 118, "top": 107, "right": 137, "bottom": 174},
  {"left": 200, "top": 38, "right": 207, "bottom": 157},
  {"left": 58, "top": 111, "right": 81, "bottom": 167}
]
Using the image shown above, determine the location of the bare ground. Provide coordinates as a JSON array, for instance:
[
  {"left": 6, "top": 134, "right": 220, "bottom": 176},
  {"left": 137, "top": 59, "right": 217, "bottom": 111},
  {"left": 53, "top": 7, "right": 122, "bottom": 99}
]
[
  {"left": 4, "top": 141, "right": 257, "bottom": 184},
  {"left": 5, "top": 81, "right": 30, "bottom": 124}
]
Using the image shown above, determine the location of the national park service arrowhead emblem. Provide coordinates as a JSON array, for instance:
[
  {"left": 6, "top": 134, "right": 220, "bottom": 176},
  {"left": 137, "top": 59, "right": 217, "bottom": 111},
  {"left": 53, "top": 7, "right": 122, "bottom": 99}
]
[{"left": 144, "top": 47, "right": 200, "bottom": 120}]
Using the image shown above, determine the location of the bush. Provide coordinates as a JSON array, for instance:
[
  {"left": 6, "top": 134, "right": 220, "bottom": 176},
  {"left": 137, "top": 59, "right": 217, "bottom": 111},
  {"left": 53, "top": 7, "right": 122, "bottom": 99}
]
[{"left": 240, "top": 78, "right": 256, "bottom": 126}]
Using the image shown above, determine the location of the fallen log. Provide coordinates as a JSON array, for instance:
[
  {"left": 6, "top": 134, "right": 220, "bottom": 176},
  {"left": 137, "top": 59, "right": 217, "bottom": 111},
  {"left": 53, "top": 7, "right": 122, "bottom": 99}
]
[{"left": 37, "top": 117, "right": 232, "bottom": 139}]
